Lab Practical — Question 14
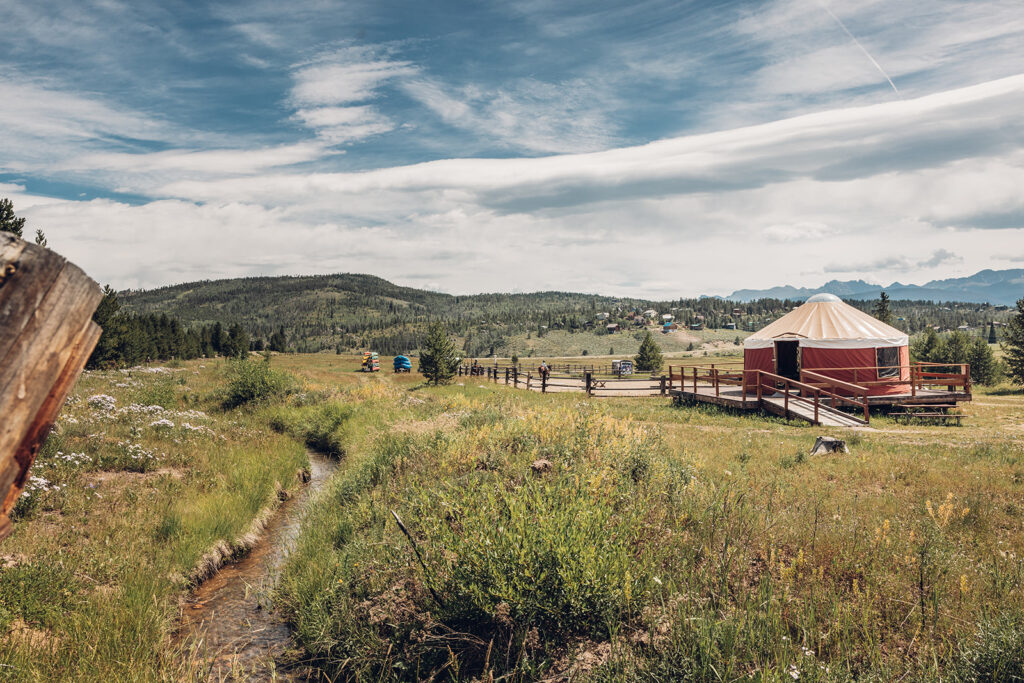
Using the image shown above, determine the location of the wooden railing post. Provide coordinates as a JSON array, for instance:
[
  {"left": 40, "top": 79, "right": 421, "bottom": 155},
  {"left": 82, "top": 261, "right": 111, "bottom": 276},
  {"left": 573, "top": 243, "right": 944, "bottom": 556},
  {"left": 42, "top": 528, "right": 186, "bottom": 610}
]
[
  {"left": 965, "top": 364, "right": 971, "bottom": 394},
  {"left": 814, "top": 389, "right": 819, "bottom": 425},
  {"left": 784, "top": 381, "right": 790, "bottom": 421},
  {"left": 505, "top": 368, "right": 510, "bottom": 384},
  {"left": 692, "top": 367, "right": 697, "bottom": 392},
  {"left": 585, "top": 371, "right": 592, "bottom": 396},
  {"left": 660, "top": 375, "right": 666, "bottom": 396},
  {"left": 513, "top": 367, "right": 519, "bottom": 387},
  {"left": 541, "top": 373, "right": 547, "bottom": 393},
  {"left": 527, "top": 373, "right": 532, "bottom": 390}
]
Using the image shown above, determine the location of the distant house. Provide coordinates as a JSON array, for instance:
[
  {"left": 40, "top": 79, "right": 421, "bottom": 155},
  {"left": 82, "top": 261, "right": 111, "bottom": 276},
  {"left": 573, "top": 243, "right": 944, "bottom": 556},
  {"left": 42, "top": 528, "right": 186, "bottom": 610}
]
[
  {"left": 732, "top": 307, "right": 742, "bottom": 316},
  {"left": 606, "top": 323, "right": 620, "bottom": 333},
  {"left": 662, "top": 314, "right": 674, "bottom": 321},
  {"left": 724, "top": 322, "right": 737, "bottom": 330},
  {"left": 596, "top": 312, "right": 609, "bottom": 320},
  {"left": 643, "top": 309, "right": 658, "bottom": 318},
  {"left": 690, "top": 322, "right": 704, "bottom": 330},
  {"left": 662, "top": 322, "right": 678, "bottom": 332}
]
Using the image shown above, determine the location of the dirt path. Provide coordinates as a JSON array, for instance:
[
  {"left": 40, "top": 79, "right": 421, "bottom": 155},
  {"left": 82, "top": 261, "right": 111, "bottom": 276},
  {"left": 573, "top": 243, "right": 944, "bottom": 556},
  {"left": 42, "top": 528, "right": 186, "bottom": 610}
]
[{"left": 177, "top": 450, "right": 337, "bottom": 680}]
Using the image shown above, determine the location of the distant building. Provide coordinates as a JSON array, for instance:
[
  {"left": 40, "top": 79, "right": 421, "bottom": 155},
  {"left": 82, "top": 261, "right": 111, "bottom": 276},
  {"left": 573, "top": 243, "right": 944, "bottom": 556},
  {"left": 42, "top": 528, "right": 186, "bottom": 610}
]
[
  {"left": 606, "top": 323, "right": 620, "bottom": 333},
  {"left": 643, "top": 309, "right": 658, "bottom": 318},
  {"left": 689, "top": 322, "right": 704, "bottom": 330},
  {"left": 662, "top": 314, "right": 674, "bottom": 321},
  {"left": 724, "top": 322, "right": 736, "bottom": 330}
]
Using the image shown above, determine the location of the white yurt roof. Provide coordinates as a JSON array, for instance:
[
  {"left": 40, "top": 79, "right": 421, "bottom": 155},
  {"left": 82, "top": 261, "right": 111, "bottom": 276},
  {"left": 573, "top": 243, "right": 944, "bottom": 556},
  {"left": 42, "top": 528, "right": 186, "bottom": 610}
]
[{"left": 744, "top": 293, "right": 908, "bottom": 349}]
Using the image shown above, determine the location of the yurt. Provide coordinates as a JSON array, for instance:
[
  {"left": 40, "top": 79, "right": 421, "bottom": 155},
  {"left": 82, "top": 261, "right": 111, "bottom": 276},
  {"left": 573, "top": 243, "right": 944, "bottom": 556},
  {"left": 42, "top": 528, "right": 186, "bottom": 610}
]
[{"left": 743, "top": 294, "right": 910, "bottom": 395}]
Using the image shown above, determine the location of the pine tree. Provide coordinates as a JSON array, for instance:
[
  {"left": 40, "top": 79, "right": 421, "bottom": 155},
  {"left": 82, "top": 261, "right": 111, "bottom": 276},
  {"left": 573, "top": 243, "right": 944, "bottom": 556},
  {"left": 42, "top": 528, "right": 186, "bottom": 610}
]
[
  {"left": 1002, "top": 298, "right": 1024, "bottom": 385},
  {"left": 34, "top": 229, "right": 47, "bottom": 247},
  {"left": 988, "top": 322, "right": 997, "bottom": 344},
  {"left": 873, "top": 291, "right": 894, "bottom": 326},
  {"left": 0, "top": 198, "right": 26, "bottom": 238},
  {"left": 634, "top": 331, "right": 663, "bottom": 373},
  {"left": 911, "top": 327, "right": 940, "bottom": 362},
  {"left": 419, "top": 322, "right": 458, "bottom": 385},
  {"left": 967, "top": 337, "right": 1001, "bottom": 385}
]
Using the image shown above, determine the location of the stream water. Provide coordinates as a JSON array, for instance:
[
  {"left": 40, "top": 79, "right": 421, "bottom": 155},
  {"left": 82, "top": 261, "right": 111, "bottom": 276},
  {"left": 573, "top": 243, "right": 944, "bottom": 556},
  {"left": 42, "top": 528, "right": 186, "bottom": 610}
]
[{"left": 177, "top": 450, "right": 336, "bottom": 681}]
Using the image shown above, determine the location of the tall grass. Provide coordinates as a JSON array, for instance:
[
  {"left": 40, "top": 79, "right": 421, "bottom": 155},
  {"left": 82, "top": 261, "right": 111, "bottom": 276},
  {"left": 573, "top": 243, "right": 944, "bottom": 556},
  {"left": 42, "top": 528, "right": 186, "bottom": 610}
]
[{"left": 276, "top": 372, "right": 1024, "bottom": 682}]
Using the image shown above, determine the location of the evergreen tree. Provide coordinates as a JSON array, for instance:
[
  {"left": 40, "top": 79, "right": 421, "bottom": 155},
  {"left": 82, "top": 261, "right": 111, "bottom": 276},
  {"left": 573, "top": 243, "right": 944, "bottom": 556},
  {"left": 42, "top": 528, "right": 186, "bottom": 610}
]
[
  {"left": 911, "top": 328, "right": 940, "bottom": 362},
  {"left": 634, "top": 331, "right": 664, "bottom": 373},
  {"left": 87, "top": 286, "right": 123, "bottom": 368},
  {"left": 966, "top": 337, "right": 1001, "bottom": 385},
  {"left": 1002, "top": 298, "right": 1024, "bottom": 385},
  {"left": 269, "top": 326, "right": 288, "bottom": 352},
  {"left": 988, "top": 322, "right": 998, "bottom": 344},
  {"left": 34, "top": 229, "right": 47, "bottom": 247},
  {"left": 0, "top": 198, "right": 26, "bottom": 238},
  {"left": 937, "top": 330, "right": 971, "bottom": 365},
  {"left": 873, "top": 291, "right": 894, "bottom": 326},
  {"left": 419, "top": 322, "right": 458, "bottom": 385}
]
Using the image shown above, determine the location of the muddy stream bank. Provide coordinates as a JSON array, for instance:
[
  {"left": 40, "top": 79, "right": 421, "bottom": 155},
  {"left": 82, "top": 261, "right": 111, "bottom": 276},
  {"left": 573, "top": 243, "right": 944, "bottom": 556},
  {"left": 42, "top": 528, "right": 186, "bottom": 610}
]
[{"left": 177, "top": 450, "right": 337, "bottom": 680}]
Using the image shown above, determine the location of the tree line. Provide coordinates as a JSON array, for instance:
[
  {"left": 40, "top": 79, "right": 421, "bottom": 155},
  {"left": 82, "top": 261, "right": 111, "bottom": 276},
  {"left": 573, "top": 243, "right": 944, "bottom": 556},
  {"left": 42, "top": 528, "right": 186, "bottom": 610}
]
[{"left": 87, "top": 287, "right": 249, "bottom": 368}]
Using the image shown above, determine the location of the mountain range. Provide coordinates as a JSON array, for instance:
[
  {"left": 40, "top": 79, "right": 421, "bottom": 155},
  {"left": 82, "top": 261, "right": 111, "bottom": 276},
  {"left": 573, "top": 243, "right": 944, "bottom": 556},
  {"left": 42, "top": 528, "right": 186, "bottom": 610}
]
[{"left": 726, "top": 269, "right": 1024, "bottom": 306}]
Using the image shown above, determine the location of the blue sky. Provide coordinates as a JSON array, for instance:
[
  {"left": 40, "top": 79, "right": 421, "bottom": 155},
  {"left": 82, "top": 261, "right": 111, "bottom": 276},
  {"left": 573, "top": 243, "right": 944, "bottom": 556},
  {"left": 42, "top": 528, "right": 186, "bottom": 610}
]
[{"left": 1, "top": 0, "right": 1023, "bottom": 296}]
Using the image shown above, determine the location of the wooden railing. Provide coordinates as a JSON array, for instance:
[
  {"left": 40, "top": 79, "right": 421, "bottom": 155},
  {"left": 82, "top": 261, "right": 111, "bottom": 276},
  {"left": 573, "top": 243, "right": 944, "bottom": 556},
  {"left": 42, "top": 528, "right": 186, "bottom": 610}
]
[
  {"left": 458, "top": 364, "right": 670, "bottom": 396},
  {"left": 792, "top": 363, "right": 970, "bottom": 397},
  {"left": 755, "top": 370, "right": 870, "bottom": 426}
]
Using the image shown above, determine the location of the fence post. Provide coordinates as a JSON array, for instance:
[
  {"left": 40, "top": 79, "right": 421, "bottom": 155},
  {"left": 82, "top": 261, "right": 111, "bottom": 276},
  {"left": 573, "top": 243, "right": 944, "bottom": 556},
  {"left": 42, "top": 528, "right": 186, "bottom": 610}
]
[
  {"left": 505, "top": 368, "right": 510, "bottom": 384},
  {"left": 692, "top": 367, "right": 697, "bottom": 393},
  {"left": 542, "top": 373, "right": 547, "bottom": 393},
  {"left": 660, "top": 375, "right": 666, "bottom": 396},
  {"left": 514, "top": 367, "right": 519, "bottom": 387},
  {"left": 784, "top": 382, "right": 790, "bottom": 421},
  {"left": 585, "top": 371, "right": 592, "bottom": 396},
  {"left": 527, "top": 373, "right": 532, "bottom": 390},
  {"left": 814, "top": 389, "right": 819, "bottom": 425}
]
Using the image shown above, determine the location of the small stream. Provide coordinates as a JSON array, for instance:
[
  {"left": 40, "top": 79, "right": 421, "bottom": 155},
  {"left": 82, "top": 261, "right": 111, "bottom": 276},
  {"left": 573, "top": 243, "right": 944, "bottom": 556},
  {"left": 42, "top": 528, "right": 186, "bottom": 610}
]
[{"left": 177, "top": 450, "right": 336, "bottom": 680}]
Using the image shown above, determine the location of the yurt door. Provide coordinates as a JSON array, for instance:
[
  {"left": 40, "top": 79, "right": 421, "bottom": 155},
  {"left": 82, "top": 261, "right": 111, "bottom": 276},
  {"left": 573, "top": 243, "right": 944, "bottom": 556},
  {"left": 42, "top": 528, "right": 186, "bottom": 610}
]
[{"left": 774, "top": 340, "right": 800, "bottom": 380}]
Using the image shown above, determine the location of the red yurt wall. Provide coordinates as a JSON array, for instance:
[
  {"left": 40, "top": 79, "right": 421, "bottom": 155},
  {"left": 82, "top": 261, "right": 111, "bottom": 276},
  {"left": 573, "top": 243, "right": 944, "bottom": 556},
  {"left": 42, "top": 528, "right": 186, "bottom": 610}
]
[
  {"left": 743, "top": 347, "right": 774, "bottom": 392},
  {"left": 802, "top": 345, "right": 911, "bottom": 395}
]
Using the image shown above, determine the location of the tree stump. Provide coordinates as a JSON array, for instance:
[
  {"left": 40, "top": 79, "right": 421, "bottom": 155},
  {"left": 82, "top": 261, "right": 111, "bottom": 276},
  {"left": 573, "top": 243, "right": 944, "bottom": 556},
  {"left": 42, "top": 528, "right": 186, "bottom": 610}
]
[
  {"left": 810, "top": 436, "right": 849, "bottom": 456},
  {"left": 0, "top": 233, "right": 102, "bottom": 540}
]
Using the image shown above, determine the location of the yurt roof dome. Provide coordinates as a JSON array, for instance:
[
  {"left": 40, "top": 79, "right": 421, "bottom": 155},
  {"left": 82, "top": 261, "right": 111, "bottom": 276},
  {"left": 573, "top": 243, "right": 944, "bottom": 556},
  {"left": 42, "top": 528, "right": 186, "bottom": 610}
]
[{"left": 744, "top": 296, "right": 907, "bottom": 349}]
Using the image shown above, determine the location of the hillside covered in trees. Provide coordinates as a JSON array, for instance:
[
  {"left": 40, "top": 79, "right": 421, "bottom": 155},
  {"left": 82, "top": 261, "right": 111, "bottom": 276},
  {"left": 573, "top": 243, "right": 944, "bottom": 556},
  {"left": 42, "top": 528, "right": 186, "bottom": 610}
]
[{"left": 119, "top": 273, "right": 1017, "bottom": 357}]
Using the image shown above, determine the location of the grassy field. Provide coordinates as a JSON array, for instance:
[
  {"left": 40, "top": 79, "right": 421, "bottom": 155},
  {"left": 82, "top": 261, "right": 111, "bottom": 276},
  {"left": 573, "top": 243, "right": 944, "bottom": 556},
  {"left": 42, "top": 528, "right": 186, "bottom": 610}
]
[
  {"left": 2, "top": 353, "right": 1023, "bottom": 681},
  {"left": 274, "top": 355, "right": 1024, "bottom": 681},
  {"left": 0, "top": 359, "right": 308, "bottom": 680}
]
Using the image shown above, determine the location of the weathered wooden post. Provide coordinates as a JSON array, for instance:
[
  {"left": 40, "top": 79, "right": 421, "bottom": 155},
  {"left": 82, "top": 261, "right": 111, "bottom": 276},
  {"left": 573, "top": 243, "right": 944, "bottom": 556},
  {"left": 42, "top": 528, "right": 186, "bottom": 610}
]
[
  {"left": 660, "top": 375, "right": 666, "bottom": 396},
  {"left": 513, "top": 367, "right": 519, "bottom": 387},
  {"left": 505, "top": 368, "right": 510, "bottom": 384},
  {"left": 1, "top": 234, "right": 102, "bottom": 540},
  {"left": 585, "top": 371, "right": 592, "bottom": 396},
  {"left": 526, "top": 373, "right": 532, "bottom": 390}
]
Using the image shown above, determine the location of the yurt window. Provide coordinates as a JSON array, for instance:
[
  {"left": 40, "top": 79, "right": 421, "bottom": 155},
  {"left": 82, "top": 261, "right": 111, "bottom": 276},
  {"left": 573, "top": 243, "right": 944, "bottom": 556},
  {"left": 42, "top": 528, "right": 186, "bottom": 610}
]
[{"left": 876, "top": 347, "right": 899, "bottom": 378}]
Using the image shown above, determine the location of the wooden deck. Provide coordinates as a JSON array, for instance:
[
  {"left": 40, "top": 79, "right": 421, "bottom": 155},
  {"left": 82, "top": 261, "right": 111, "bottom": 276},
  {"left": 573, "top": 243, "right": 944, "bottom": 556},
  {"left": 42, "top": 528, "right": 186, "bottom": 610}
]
[{"left": 669, "top": 385, "right": 970, "bottom": 428}]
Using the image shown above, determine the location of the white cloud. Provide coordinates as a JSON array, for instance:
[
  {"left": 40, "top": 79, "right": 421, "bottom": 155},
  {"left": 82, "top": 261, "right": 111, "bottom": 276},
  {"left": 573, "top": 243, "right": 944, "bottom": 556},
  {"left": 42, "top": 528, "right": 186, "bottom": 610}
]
[
  {"left": 286, "top": 47, "right": 416, "bottom": 144},
  {"left": 403, "top": 77, "right": 616, "bottom": 154}
]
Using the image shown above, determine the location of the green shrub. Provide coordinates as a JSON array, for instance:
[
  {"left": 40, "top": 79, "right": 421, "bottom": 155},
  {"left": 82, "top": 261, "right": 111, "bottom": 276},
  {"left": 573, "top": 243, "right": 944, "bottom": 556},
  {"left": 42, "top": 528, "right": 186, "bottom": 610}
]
[
  {"left": 954, "top": 609, "right": 1024, "bottom": 681},
  {"left": 222, "top": 356, "right": 294, "bottom": 409}
]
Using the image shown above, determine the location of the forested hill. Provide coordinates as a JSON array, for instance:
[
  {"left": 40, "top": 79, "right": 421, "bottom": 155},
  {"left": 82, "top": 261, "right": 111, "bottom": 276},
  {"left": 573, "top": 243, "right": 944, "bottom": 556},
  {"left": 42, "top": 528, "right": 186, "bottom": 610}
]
[{"left": 120, "top": 273, "right": 1012, "bottom": 355}]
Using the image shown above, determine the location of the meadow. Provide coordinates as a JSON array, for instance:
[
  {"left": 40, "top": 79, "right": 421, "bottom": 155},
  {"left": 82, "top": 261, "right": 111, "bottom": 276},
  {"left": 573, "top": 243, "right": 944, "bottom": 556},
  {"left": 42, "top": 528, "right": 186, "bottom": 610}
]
[
  {"left": 275, "top": 354, "right": 1024, "bottom": 681},
  {"left": 1, "top": 353, "right": 1022, "bottom": 681}
]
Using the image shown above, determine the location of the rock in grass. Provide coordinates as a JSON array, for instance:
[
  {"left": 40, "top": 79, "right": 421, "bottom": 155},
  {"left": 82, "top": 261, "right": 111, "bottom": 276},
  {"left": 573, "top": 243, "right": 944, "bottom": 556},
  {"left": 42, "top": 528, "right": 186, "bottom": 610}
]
[
  {"left": 531, "top": 458, "right": 554, "bottom": 474},
  {"left": 810, "top": 436, "right": 849, "bottom": 455}
]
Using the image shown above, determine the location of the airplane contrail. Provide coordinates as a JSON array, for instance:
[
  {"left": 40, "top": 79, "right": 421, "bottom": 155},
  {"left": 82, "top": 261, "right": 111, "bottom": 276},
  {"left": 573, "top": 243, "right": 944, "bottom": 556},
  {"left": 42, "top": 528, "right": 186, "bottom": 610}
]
[{"left": 818, "top": 0, "right": 900, "bottom": 96}]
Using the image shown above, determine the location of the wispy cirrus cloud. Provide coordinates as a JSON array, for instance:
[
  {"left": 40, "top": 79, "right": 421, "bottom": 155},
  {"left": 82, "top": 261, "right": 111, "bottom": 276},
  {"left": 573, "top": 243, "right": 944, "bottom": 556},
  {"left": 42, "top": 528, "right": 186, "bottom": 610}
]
[{"left": 287, "top": 47, "right": 416, "bottom": 144}]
